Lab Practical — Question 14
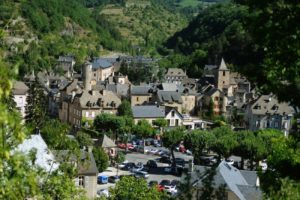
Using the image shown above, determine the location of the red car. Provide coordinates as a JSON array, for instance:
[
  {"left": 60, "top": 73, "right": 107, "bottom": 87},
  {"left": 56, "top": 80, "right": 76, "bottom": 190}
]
[
  {"left": 117, "top": 143, "right": 126, "bottom": 149},
  {"left": 157, "top": 185, "right": 165, "bottom": 192},
  {"left": 117, "top": 143, "right": 134, "bottom": 150},
  {"left": 179, "top": 145, "right": 186, "bottom": 153}
]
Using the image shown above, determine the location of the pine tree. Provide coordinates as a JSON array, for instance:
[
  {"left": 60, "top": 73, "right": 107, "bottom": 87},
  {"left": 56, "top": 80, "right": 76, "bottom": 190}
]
[{"left": 25, "top": 77, "right": 47, "bottom": 127}]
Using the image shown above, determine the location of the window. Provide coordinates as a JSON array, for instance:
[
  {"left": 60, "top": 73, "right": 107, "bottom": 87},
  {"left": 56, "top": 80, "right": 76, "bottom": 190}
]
[
  {"left": 91, "top": 112, "right": 95, "bottom": 117},
  {"left": 214, "top": 97, "right": 219, "bottom": 101},
  {"left": 167, "top": 120, "right": 170, "bottom": 126},
  {"left": 223, "top": 71, "right": 226, "bottom": 76},
  {"left": 85, "top": 111, "right": 89, "bottom": 117},
  {"left": 136, "top": 97, "right": 139, "bottom": 102},
  {"left": 79, "top": 176, "right": 84, "bottom": 187},
  {"left": 171, "top": 111, "right": 175, "bottom": 117},
  {"left": 274, "top": 122, "right": 279, "bottom": 128},
  {"left": 175, "top": 119, "right": 179, "bottom": 126}
]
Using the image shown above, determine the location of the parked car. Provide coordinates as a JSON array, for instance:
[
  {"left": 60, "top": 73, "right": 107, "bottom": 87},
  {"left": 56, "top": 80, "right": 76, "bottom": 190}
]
[
  {"left": 159, "top": 180, "right": 171, "bottom": 187},
  {"left": 97, "top": 175, "right": 108, "bottom": 184},
  {"left": 118, "top": 160, "right": 129, "bottom": 169},
  {"left": 134, "top": 171, "right": 149, "bottom": 179},
  {"left": 97, "top": 189, "right": 109, "bottom": 197},
  {"left": 175, "top": 158, "right": 185, "bottom": 167},
  {"left": 131, "top": 163, "right": 144, "bottom": 173},
  {"left": 200, "top": 155, "right": 217, "bottom": 166},
  {"left": 171, "top": 180, "right": 179, "bottom": 186},
  {"left": 159, "top": 155, "right": 172, "bottom": 164},
  {"left": 146, "top": 160, "right": 158, "bottom": 168},
  {"left": 117, "top": 143, "right": 126, "bottom": 149},
  {"left": 225, "top": 158, "right": 234, "bottom": 165},
  {"left": 164, "top": 185, "right": 178, "bottom": 194},
  {"left": 148, "top": 180, "right": 158, "bottom": 187},
  {"left": 149, "top": 148, "right": 159, "bottom": 154},
  {"left": 122, "top": 162, "right": 136, "bottom": 170},
  {"left": 108, "top": 175, "right": 120, "bottom": 183}
]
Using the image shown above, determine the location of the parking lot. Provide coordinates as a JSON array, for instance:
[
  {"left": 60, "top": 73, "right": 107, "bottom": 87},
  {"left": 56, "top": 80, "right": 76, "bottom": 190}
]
[{"left": 97, "top": 146, "right": 193, "bottom": 192}]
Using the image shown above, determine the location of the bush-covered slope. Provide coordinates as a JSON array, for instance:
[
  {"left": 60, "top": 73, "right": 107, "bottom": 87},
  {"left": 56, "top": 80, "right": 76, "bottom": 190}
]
[{"left": 164, "top": 3, "right": 262, "bottom": 67}]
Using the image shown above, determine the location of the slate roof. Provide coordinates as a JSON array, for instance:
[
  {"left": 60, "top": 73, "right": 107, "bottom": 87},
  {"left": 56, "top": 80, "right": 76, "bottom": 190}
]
[
  {"left": 132, "top": 105, "right": 165, "bottom": 118},
  {"left": 204, "top": 87, "right": 222, "bottom": 96},
  {"left": 219, "top": 58, "right": 229, "bottom": 70},
  {"left": 191, "top": 161, "right": 262, "bottom": 200},
  {"left": 53, "top": 150, "right": 98, "bottom": 175},
  {"left": 157, "top": 91, "right": 182, "bottom": 104},
  {"left": 250, "top": 95, "right": 294, "bottom": 116},
  {"left": 165, "top": 68, "right": 187, "bottom": 77},
  {"left": 13, "top": 81, "right": 29, "bottom": 95},
  {"left": 92, "top": 58, "right": 113, "bottom": 69},
  {"left": 131, "top": 85, "right": 152, "bottom": 95},
  {"left": 106, "top": 84, "right": 129, "bottom": 97},
  {"left": 76, "top": 89, "right": 121, "bottom": 109},
  {"left": 162, "top": 83, "right": 178, "bottom": 91},
  {"left": 99, "top": 135, "right": 116, "bottom": 148},
  {"left": 204, "top": 65, "right": 218, "bottom": 71},
  {"left": 16, "top": 134, "right": 59, "bottom": 172}
]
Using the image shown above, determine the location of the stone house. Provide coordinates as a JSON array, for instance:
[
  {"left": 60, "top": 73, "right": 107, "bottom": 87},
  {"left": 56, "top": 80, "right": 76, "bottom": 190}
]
[
  {"left": 12, "top": 81, "right": 29, "bottom": 118},
  {"left": 244, "top": 94, "right": 294, "bottom": 136},
  {"left": 198, "top": 87, "right": 228, "bottom": 116},
  {"left": 165, "top": 68, "right": 188, "bottom": 85},
  {"left": 54, "top": 150, "right": 98, "bottom": 199},
  {"left": 57, "top": 55, "right": 75, "bottom": 78},
  {"left": 130, "top": 85, "right": 154, "bottom": 106},
  {"left": 153, "top": 90, "right": 183, "bottom": 113},
  {"left": 132, "top": 105, "right": 165, "bottom": 125},
  {"left": 59, "top": 62, "right": 121, "bottom": 127},
  {"left": 91, "top": 58, "right": 115, "bottom": 82}
]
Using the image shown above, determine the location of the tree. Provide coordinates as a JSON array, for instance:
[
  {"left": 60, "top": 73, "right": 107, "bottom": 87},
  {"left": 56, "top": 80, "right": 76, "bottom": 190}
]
[
  {"left": 153, "top": 118, "right": 167, "bottom": 134},
  {"left": 184, "top": 130, "right": 216, "bottom": 164},
  {"left": 41, "top": 119, "right": 79, "bottom": 150},
  {"left": 94, "top": 113, "right": 126, "bottom": 140},
  {"left": 132, "top": 119, "right": 154, "bottom": 139},
  {"left": 93, "top": 147, "right": 109, "bottom": 172},
  {"left": 109, "top": 176, "right": 165, "bottom": 200},
  {"left": 211, "top": 126, "right": 238, "bottom": 159},
  {"left": 76, "top": 131, "right": 94, "bottom": 149},
  {"left": 235, "top": 0, "right": 300, "bottom": 107},
  {"left": 25, "top": 77, "right": 47, "bottom": 127},
  {"left": 162, "top": 128, "right": 186, "bottom": 168},
  {"left": 117, "top": 100, "right": 133, "bottom": 117}
]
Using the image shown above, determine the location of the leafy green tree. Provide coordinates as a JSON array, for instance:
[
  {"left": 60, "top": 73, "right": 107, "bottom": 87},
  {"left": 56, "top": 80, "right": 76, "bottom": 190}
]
[
  {"left": 184, "top": 130, "right": 216, "bottom": 164},
  {"left": 162, "top": 128, "right": 186, "bottom": 167},
  {"left": 93, "top": 147, "right": 109, "bottom": 172},
  {"left": 117, "top": 100, "right": 133, "bottom": 117},
  {"left": 132, "top": 119, "right": 155, "bottom": 139},
  {"left": 153, "top": 118, "right": 167, "bottom": 134},
  {"left": 109, "top": 176, "right": 165, "bottom": 200},
  {"left": 211, "top": 126, "right": 238, "bottom": 159},
  {"left": 41, "top": 173, "right": 87, "bottom": 200},
  {"left": 94, "top": 113, "right": 126, "bottom": 140},
  {"left": 41, "top": 119, "right": 79, "bottom": 150},
  {"left": 76, "top": 131, "right": 94, "bottom": 149},
  {"left": 236, "top": 0, "right": 300, "bottom": 107},
  {"left": 25, "top": 77, "right": 47, "bottom": 127}
]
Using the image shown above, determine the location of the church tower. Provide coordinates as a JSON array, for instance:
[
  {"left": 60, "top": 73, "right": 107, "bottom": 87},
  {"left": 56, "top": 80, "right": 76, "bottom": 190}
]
[
  {"left": 83, "top": 61, "right": 92, "bottom": 91},
  {"left": 216, "top": 58, "right": 230, "bottom": 90}
]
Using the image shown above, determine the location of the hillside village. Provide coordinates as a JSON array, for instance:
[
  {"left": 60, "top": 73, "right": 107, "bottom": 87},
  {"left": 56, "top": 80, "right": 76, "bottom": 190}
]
[
  {"left": 11, "top": 54, "right": 296, "bottom": 199},
  {"left": 2, "top": 0, "right": 299, "bottom": 199}
]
